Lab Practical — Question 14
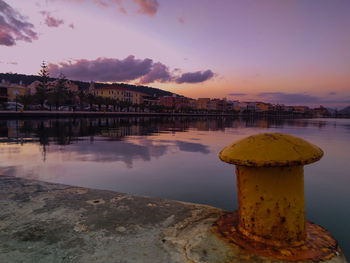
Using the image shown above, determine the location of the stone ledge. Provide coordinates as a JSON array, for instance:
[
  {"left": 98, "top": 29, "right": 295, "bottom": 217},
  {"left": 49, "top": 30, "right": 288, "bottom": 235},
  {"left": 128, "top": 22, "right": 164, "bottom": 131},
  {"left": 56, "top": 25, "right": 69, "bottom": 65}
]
[{"left": 0, "top": 175, "right": 347, "bottom": 263}]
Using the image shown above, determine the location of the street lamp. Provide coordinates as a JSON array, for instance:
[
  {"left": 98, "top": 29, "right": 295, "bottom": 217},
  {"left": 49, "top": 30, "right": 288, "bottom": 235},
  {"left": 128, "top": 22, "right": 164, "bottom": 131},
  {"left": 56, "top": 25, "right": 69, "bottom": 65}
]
[{"left": 14, "top": 90, "right": 19, "bottom": 112}]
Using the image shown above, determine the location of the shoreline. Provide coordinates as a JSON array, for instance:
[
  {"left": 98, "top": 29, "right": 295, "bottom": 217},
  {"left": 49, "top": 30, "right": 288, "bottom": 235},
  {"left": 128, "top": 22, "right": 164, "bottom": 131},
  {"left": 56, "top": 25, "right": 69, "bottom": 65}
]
[{"left": 0, "top": 110, "right": 338, "bottom": 119}]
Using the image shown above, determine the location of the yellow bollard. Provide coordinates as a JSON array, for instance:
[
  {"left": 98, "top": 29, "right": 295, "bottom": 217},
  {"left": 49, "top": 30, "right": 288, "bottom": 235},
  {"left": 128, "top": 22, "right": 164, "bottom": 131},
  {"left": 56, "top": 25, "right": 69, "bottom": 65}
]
[{"left": 216, "top": 133, "right": 342, "bottom": 261}]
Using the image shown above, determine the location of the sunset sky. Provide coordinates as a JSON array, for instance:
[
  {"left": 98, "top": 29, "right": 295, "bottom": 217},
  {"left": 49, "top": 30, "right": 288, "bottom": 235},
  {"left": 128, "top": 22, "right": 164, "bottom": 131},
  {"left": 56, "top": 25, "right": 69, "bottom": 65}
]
[{"left": 1, "top": 0, "right": 350, "bottom": 108}]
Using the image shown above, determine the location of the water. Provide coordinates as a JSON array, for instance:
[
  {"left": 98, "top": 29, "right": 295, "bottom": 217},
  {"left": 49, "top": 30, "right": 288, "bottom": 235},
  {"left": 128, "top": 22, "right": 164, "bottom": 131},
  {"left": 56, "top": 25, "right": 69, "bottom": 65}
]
[{"left": 0, "top": 116, "right": 349, "bottom": 259}]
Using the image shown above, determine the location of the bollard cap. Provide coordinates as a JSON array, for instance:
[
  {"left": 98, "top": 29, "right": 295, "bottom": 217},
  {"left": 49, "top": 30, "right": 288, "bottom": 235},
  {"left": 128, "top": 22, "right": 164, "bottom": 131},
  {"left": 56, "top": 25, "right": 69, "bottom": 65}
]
[{"left": 219, "top": 133, "right": 323, "bottom": 167}]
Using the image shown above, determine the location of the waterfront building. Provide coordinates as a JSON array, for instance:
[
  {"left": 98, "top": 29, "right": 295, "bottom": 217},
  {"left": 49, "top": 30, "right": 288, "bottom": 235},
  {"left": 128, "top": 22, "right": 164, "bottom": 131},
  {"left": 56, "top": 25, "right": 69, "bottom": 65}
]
[
  {"left": 197, "top": 98, "right": 211, "bottom": 110},
  {"left": 92, "top": 85, "right": 147, "bottom": 104},
  {"left": 292, "top": 106, "right": 310, "bottom": 114},
  {"left": 28, "top": 79, "right": 78, "bottom": 95},
  {"left": 143, "top": 95, "right": 160, "bottom": 106},
  {"left": 159, "top": 95, "right": 190, "bottom": 110},
  {"left": 0, "top": 80, "right": 28, "bottom": 102},
  {"left": 255, "top": 102, "right": 270, "bottom": 112}
]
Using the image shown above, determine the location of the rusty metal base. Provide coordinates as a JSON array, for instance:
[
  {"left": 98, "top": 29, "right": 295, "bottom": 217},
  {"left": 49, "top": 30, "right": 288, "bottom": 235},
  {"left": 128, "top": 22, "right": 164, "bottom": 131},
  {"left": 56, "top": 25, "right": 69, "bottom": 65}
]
[{"left": 213, "top": 211, "right": 341, "bottom": 261}]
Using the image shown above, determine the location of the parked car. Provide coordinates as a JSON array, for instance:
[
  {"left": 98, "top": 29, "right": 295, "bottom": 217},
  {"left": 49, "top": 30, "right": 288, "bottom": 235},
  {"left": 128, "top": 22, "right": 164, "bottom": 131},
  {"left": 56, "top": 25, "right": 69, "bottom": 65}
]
[
  {"left": 5, "top": 102, "right": 24, "bottom": 111},
  {"left": 58, "top": 106, "right": 70, "bottom": 111}
]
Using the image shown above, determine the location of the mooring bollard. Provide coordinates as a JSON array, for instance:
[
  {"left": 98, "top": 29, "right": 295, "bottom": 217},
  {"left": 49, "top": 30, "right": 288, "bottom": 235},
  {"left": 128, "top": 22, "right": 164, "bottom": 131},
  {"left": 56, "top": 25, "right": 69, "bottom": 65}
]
[{"left": 216, "top": 133, "right": 343, "bottom": 261}]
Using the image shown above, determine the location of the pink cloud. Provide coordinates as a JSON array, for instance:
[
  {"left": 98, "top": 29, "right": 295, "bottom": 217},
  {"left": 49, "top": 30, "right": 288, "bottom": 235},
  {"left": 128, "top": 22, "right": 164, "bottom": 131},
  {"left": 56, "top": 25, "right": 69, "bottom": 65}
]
[
  {"left": 0, "top": 0, "right": 38, "bottom": 46},
  {"left": 119, "top": 7, "right": 127, "bottom": 14},
  {"left": 47, "top": 0, "right": 157, "bottom": 17},
  {"left": 133, "top": 0, "right": 159, "bottom": 17},
  {"left": 40, "top": 11, "right": 64, "bottom": 28}
]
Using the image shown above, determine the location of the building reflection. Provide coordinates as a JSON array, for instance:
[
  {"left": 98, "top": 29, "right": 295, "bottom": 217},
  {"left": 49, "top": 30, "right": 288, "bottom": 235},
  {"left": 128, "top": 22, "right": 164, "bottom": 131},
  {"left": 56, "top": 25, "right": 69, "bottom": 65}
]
[
  {"left": 0, "top": 116, "right": 347, "bottom": 174},
  {"left": 0, "top": 116, "right": 340, "bottom": 146}
]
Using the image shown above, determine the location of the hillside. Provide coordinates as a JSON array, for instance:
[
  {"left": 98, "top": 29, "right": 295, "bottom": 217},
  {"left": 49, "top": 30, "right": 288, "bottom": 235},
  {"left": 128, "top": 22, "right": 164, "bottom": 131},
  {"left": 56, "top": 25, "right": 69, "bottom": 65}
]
[
  {"left": 339, "top": 106, "right": 350, "bottom": 114},
  {"left": 0, "top": 73, "right": 175, "bottom": 97}
]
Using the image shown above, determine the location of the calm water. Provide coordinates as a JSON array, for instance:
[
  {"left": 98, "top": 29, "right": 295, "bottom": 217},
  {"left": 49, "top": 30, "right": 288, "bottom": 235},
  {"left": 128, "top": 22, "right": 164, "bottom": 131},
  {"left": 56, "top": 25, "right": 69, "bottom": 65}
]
[{"left": 0, "top": 117, "right": 349, "bottom": 259}]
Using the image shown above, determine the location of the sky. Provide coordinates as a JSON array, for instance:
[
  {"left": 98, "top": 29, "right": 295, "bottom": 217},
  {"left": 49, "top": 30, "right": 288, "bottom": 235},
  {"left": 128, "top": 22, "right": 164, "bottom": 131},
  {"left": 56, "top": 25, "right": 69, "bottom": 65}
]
[{"left": 1, "top": 0, "right": 350, "bottom": 108}]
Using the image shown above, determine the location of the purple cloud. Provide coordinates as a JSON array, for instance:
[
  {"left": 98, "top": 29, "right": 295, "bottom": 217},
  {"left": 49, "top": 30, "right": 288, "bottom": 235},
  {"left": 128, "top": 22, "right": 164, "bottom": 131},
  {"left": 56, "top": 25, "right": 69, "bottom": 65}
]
[
  {"left": 0, "top": 0, "right": 38, "bottom": 46},
  {"left": 48, "top": 56, "right": 215, "bottom": 84},
  {"left": 175, "top": 70, "right": 214, "bottom": 84},
  {"left": 178, "top": 16, "right": 184, "bottom": 24},
  {"left": 258, "top": 92, "right": 320, "bottom": 104},
  {"left": 48, "top": 56, "right": 153, "bottom": 82},
  {"left": 258, "top": 92, "right": 350, "bottom": 106},
  {"left": 139, "top": 62, "right": 172, "bottom": 84},
  {"left": 134, "top": 0, "right": 159, "bottom": 16},
  {"left": 40, "top": 11, "right": 64, "bottom": 27}
]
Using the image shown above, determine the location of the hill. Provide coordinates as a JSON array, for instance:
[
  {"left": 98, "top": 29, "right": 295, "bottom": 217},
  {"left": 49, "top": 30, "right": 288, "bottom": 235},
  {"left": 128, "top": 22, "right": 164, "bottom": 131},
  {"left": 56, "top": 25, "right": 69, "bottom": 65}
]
[
  {"left": 0, "top": 73, "right": 176, "bottom": 97},
  {"left": 339, "top": 106, "right": 350, "bottom": 114}
]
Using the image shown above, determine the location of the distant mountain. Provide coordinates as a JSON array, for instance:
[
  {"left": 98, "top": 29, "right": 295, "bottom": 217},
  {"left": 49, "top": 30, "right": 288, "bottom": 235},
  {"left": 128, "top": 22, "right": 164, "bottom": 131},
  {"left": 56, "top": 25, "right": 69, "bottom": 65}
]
[
  {"left": 0, "top": 73, "right": 176, "bottom": 98},
  {"left": 339, "top": 106, "right": 350, "bottom": 114}
]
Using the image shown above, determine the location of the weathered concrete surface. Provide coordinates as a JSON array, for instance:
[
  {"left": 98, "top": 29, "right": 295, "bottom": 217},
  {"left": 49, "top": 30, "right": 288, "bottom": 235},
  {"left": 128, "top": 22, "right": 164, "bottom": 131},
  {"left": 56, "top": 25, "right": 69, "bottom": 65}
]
[{"left": 0, "top": 175, "right": 347, "bottom": 263}]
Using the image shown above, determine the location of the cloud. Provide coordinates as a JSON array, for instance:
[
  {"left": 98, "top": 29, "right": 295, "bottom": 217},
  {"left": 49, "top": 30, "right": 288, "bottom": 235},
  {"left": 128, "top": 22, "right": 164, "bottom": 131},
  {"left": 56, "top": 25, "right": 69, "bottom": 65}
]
[
  {"left": 228, "top": 93, "right": 247, "bottom": 97},
  {"left": 48, "top": 0, "right": 156, "bottom": 16},
  {"left": 69, "top": 23, "right": 75, "bottom": 29},
  {"left": 328, "top": 92, "right": 336, "bottom": 96},
  {"left": 175, "top": 70, "right": 214, "bottom": 84},
  {"left": 139, "top": 62, "right": 172, "bottom": 84},
  {"left": 134, "top": 0, "right": 159, "bottom": 16},
  {"left": 258, "top": 92, "right": 350, "bottom": 106},
  {"left": 40, "top": 11, "right": 64, "bottom": 27},
  {"left": 258, "top": 92, "right": 320, "bottom": 104},
  {"left": 0, "top": 61, "right": 17, "bottom": 65},
  {"left": 175, "top": 141, "right": 210, "bottom": 154},
  {"left": 118, "top": 7, "right": 127, "bottom": 14},
  {"left": 0, "top": 0, "right": 38, "bottom": 46},
  {"left": 178, "top": 16, "right": 184, "bottom": 24},
  {"left": 48, "top": 56, "right": 215, "bottom": 85},
  {"left": 48, "top": 55, "right": 153, "bottom": 82}
]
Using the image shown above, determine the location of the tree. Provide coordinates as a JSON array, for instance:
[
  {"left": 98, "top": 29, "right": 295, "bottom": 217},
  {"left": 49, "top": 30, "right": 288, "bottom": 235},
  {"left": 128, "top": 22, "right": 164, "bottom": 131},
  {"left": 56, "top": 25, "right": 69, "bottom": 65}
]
[
  {"left": 52, "top": 73, "right": 68, "bottom": 109},
  {"left": 77, "top": 90, "right": 86, "bottom": 110},
  {"left": 95, "top": 96, "right": 104, "bottom": 111},
  {"left": 18, "top": 94, "right": 34, "bottom": 110},
  {"left": 87, "top": 93, "right": 95, "bottom": 109},
  {"left": 111, "top": 98, "right": 119, "bottom": 112},
  {"left": 35, "top": 61, "right": 50, "bottom": 109}
]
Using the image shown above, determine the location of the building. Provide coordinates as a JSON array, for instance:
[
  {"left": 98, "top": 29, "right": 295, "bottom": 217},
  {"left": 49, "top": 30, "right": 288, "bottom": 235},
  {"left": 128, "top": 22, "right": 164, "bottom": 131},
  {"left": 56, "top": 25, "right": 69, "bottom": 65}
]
[
  {"left": 0, "top": 80, "right": 28, "bottom": 102},
  {"left": 143, "top": 96, "right": 160, "bottom": 106},
  {"left": 293, "top": 106, "right": 310, "bottom": 114},
  {"left": 92, "top": 85, "right": 147, "bottom": 104},
  {"left": 312, "top": 106, "right": 329, "bottom": 117},
  {"left": 197, "top": 98, "right": 211, "bottom": 110},
  {"left": 255, "top": 102, "right": 270, "bottom": 112},
  {"left": 159, "top": 95, "right": 190, "bottom": 110},
  {"left": 28, "top": 79, "right": 79, "bottom": 95}
]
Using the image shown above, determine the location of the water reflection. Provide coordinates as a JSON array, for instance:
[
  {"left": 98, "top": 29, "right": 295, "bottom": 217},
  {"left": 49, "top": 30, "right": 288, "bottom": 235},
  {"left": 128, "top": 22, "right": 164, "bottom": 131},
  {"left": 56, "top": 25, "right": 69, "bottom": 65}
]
[{"left": 1, "top": 117, "right": 348, "bottom": 145}]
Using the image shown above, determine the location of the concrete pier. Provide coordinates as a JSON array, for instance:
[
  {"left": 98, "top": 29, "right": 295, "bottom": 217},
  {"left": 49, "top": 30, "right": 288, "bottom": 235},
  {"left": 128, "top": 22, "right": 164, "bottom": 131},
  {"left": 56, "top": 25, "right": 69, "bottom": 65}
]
[{"left": 0, "top": 175, "right": 347, "bottom": 263}]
